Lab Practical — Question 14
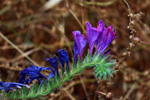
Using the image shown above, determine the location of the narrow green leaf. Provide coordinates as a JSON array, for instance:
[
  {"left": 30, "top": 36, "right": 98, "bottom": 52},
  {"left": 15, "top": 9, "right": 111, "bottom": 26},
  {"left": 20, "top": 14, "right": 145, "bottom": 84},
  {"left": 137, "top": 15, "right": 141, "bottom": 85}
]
[
  {"left": 13, "top": 89, "right": 19, "bottom": 99},
  {"left": 72, "top": 58, "right": 76, "bottom": 72},
  {"left": 28, "top": 83, "right": 38, "bottom": 96},
  {"left": 92, "top": 53, "right": 101, "bottom": 63},
  {"left": 41, "top": 81, "right": 47, "bottom": 92},
  {"left": 99, "top": 56, "right": 109, "bottom": 64},
  {"left": 10, "top": 92, "right": 15, "bottom": 99},
  {"left": 77, "top": 55, "right": 82, "bottom": 69},
  {"left": 105, "top": 62, "right": 115, "bottom": 67},
  {"left": 38, "top": 83, "right": 43, "bottom": 93},
  {"left": 87, "top": 50, "right": 92, "bottom": 63},
  {"left": 38, "top": 95, "right": 49, "bottom": 99},
  {"left": 48, "top": 80, "right": 53, "bottom": 90},
  {"left": 66, "top": 66, "right": 70, "bottom": 77},
  {"left": 7, "top": 91, "right": 12, "bottom": 98},
  {"left": 83, "top": 54, "right": 88, "bottom": 65},
  {"left": 20, "top": 87, "right": 29, "bottom": 97},
  {"left": 61, "top": 67, "right": 65, "bottom": 78}
]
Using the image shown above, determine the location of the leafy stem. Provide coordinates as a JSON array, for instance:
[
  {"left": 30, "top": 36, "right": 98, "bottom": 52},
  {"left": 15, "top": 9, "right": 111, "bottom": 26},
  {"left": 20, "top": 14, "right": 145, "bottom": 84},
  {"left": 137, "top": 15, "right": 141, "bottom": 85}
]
[{"left": 6, "top": 52, "right": 115, "bottom": 100}]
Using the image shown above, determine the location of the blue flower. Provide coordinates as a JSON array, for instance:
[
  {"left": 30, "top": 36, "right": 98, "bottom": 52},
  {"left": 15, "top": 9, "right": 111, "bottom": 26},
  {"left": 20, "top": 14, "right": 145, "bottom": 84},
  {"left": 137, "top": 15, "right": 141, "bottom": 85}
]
[
  {"left": 19, "top": 64, "right": 53, "bottom": 84},
  {"left": 0, "top": 81, "right": 30, "bottom": 93},
  {"left": 46, "top": 56, "right": 59, "bottom": 76},
  {"left": 58, "top": 49, "right": 69, "bottom": 72},
  {"left": 48, "top": 67, "right": 55, "bottom": 79},
  {"left": 72, "top": 31, "right": 87, "bottom": 62}
]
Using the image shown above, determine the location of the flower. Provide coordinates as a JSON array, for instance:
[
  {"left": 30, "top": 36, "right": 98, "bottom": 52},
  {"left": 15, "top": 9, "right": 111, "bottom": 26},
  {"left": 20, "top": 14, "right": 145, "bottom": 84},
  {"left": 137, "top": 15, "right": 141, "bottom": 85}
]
[
  {"left": 48, "top": 67, "right": 55, "bottom": 79},
  {"left": 86, "top": 22, "right": 100, "bottom": 54},
  {"left": 46, "top": 56, "right": 59, "bottom": 76},
  {"left": 86, "top": 20, "right": 117, "bottom": 55},
  {"left": 19, "top": 64, "right": 53, "bottom": 84},
  {"left": 0, "top": 81, "right": 30, "bottom": 93},
  {"left": 96, "top": 25, "right": 117, "bottom": 54},
  {"left": 58, "top": 49, "right": 69, "bottom": 72},
  {"left": 73, "top": 42, "right": 79, "bottom": 63},
  {"left": 72, "top": 31, "right": 87, "bottom": 62}
]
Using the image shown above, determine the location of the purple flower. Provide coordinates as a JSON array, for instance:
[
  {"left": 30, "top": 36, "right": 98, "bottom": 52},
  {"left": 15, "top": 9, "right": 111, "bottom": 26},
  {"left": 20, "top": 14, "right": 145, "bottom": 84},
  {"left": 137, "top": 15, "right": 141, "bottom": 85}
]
[
  {"left": 58, "top": 49, "right": 69, "bottom": 72},
  {"left": 46, "top": 56, "right": 59, "bottom": 76},
  {"left": 86, "top": 20, "right": 117, "bottom": 55},
  {"left": 97, "top": 20, "right": 105, "bottom": 32},
  {"left": 73, "top": 42, "right": 79, "bottom": 62},
  {"left": 86, "top": 22, "right": 100, "bottom": 54},
  {"left": 72, "top": 31, "right": 87, "bottom": 62},
  {"left": 0, "top": 81, "right": 30, "bottom": 93},
  {"left": 19, "top": 64, "right": 53, "bottom": 84},
  {"left": 96, "top": 25, "right": 117, "bottom": 54}
]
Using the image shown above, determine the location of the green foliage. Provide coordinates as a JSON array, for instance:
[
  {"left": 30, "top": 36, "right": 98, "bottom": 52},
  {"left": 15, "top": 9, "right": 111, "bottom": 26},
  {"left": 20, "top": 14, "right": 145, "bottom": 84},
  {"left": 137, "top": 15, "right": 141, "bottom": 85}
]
[
  {"left": 5, "top": 50, "right": 116, "bottom": 99},
  {"left": 0, "top": 91, "right": 6, "bottom": 100},
  {"left": 93, "top": 55, "right": 116, "bottom": 80}
]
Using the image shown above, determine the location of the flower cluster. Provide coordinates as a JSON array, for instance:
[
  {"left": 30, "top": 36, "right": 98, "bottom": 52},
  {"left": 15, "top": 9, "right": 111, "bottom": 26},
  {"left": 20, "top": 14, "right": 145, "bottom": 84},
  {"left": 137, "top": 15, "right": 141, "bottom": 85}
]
[
  {"left": 19, "top": 49, "right": 69, "bottom": 85},
  {"left": 73, "top": 20, "right": 117, "bottom": 61},
  {"left": 19, "top": 64, "right": 54, "bottom": 84}
]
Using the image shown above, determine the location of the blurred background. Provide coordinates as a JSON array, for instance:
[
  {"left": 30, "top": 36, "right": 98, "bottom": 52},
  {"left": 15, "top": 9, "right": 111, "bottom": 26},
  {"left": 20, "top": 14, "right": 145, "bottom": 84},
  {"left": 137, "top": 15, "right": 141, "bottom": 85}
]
[{"left": 0, "top": 0, "right": 150, "bottom": 100}]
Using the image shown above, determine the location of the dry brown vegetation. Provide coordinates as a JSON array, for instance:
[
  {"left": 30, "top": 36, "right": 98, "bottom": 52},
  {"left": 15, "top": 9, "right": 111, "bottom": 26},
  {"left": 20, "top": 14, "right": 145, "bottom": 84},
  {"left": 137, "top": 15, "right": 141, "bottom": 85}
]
[{"left": 0, "top": 0, "right": 150, "bottom": 100}]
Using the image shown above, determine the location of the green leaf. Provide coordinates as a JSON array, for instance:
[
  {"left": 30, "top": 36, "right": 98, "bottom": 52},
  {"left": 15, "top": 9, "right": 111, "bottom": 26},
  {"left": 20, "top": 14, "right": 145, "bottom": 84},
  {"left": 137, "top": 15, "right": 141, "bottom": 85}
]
[
  {"left": 72, "top": 58, "right": 76, "bottom": 72},
  {"left": 77, "top": 55, "right": 82, "bottom": 69},
  {"left": 37, "top": 84, "right": 42, "bottom": 93},
  {"left": 41, "top": 81, "right": 47, "bottom": 92},
  {"left": 93, "top": 55, "right": 116, "bottom": 80},
  {"left": 38, "top": 95, "right": 49, "bottom": 99},
  {"left": 20, "top": 87, "right": 29, "bottom": 97},
  {"left": 87, "top": 50, "right": 92, "bottom": 63},
  {"left": 28, "top": 83, "right": 38, "bottom": 96},
  {"left": 66, "top": 65, "right": 70, "bottom": 77},
  {"left": 92, "top": 53, "right": 101, "bottom": 63}
]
